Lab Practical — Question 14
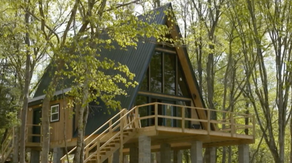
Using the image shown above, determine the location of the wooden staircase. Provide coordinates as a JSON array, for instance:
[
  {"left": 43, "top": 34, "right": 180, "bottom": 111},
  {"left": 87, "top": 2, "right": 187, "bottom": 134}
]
[
  {"left": 60, "top": 107, "right": 140, "bottom": 163},
  {"left": 85, "top": 128, "right": 136, "bottom": 162},
  {"left": 0, "top": 129, "right": 14, "bottom": 163}
]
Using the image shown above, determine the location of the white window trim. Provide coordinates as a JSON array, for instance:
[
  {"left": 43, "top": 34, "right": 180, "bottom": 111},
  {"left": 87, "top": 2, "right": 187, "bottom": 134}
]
[{"left": 50, "top": 104, "right": 60, "bottom": 122}]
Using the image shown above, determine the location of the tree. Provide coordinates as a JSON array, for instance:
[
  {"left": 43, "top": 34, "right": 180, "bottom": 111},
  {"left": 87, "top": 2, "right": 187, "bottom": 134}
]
[
  {"left": 0, "top": 1, "right": 49, "bottom": 162},
  {"left": 0, "top": 59, "right": 18, "bottom": 145},
  {"left": 0, "top": 0, "right": 170, "bottom": 162},
  {"left": 223, "top": 0, "right": 292, "bottom": 162}
]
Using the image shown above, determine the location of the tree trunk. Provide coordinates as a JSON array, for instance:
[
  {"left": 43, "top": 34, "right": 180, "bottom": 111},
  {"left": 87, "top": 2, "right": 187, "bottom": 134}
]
[
  {"left": 74, "top": 75, "right": 90, "bottom": 163},
  {"left": 41, "top": 96, "right": 51, "bottom": 163},
  {"left": 73, "top": 104, "right": 90, "bottom": 163},
  {"left": 19, "top": 6, "right": 31, "bottom": 162},
  {"left": 290, "top": 113, "right": 292, "bottom": 163},
  {"left": 12, "top": 124, "right": 19, "bottom": 163},
  {"left": 74, "top": 103, "right": 85, "bottom": 163}
]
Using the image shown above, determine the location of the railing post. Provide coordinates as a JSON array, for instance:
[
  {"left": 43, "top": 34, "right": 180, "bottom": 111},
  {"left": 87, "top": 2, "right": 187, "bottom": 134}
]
[
  {"left": 120, "top": 110, "right": 124, "bottom": 131},
  {"left": 231, "top": 113, "right": 235, "bottom": 137},
  {"left": 109, "top": 120, "right": 112, "bottom": 133},
  {"left": 119, "top": 126, "right": 124, "bottom": 163},
  {"left": 135, "top": 107, "right": 140, "bottom": 128},
  {"left": 207, "top": 109, "right": 210, "bottom": 135},
  {"left": 182, "top": 107, "right": 185, "bottom": 132},
  {"left": 85, "top": 144, "right": 89, "bottom": 160},
  {"left": 155, "top": 103, "right": 158, "bottom": 130},
  {"left": 123, "top": 109, "right": 128, "bottom": 128},
  {"left": 40, "top": 125, "right": 42, "bottom": 143},
  {"left": 12, "top": 127, "right": 15, "bottom": 145},
  {"left": 96, "top": 139, "right": 101, "bottom": 163},
  {"left": 253, "top": 115, "right": 255, "bottom": 140}
]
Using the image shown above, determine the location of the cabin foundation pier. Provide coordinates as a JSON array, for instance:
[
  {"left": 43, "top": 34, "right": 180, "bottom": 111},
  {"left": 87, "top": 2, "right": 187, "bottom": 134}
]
[
  {"left": 130, "top": 145, "right": 138, "bottom": 163},
  {"left": 124, "top": 155, "right": 129, "bottom": 163},
  {"left": 113, "top": 150, "right": 119, "bottom": 163},
  {"left": 190, "top": 141, "right": 203, "bottom": 163},
  {"left": 52, "top": 147, "right": 63, "bottom": 163},
  {"left": 204, "top": 147, "right": 216, "bottom": 163},
  {"left": 30, "top": 149, "right": 40, "bottom": 163},
  {"left": 238, "top": 144, "right": 249, "bottom": 163},
  {"left": 155, "top": 152, "right": 161, "bottom": 163},
  {"left": 173, "top": 150, "right": 182, "bottom": 163},
  {"left": 139, "top": 135, "right": 151, "bottom": 163},
  {"left": 160, "top": 143, "right": 171, "bottom": 163}
]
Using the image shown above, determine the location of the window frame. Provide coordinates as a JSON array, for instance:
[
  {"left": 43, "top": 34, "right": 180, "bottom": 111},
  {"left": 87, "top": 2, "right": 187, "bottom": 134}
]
[
  {"left": 50, "top": 104, "right": 60, "bottom": 122},
  {"left": 141, "top": 48, "right": 191, "bottom": 98}
]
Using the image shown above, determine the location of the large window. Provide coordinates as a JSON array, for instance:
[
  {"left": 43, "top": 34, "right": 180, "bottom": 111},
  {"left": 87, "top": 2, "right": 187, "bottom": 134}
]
[
  {"left": 140, "top": 50, "right": 191, "bottom": 97},
  {"left": 164, "top": 53, "right": 176, "bottom": 95},
  {"left": 50, "top": 104, "right": 60, "bottom": 122},
  {"left": 150, "top": 51, "right": 162, "bottom": 93}
]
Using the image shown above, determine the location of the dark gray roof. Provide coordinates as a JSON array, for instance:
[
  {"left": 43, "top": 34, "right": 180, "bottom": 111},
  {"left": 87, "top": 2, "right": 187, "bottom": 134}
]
[
  {"left": 34, "top": 4, "right": 170, "bottom": 109},
  {"left": 32, "top": 3, "right": 208, "bottom": 136},
  {"left": 33, "top": 4, "right": 172, "bottom": 135}
]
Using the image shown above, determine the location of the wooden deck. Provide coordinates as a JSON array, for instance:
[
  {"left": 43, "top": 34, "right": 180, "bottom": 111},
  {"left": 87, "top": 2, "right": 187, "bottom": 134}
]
[
  {"left": 126, "top": 126, "right": 254, "bottom": 148},
  {"left": 20, "top": 102, "right": 255, "bottom": 162},
  {"left": 25, "top": 102, "right": 254, "bottom": 148},
  {"left": 123, "top": 102, "right": 254, "bottom": 149}
]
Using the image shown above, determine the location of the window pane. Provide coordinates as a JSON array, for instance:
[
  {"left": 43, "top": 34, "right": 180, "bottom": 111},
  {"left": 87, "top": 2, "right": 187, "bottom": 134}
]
[
  {"left": 164, "top": 53, "right": 176, "bottom": 95},
  {"left": 51, "top": 105, "right": 59, "bottom": 122},
  {"left": 177, "top": 63, "right": 191, "bottom": 97},
  {"left": 134, "top": 95, "right": 150, "bottom": 127},
  {"left": 51, "top": 105, "right": 59, "bottom": 113},
  {"left": 140, "top": 69, "right": 149, "bottom": 91},
  {"left": 51, "top": 114, "right": 59, "bottom": 121},
  {"left": 150, "top": 52, "right": 162, "bottom": 93}
]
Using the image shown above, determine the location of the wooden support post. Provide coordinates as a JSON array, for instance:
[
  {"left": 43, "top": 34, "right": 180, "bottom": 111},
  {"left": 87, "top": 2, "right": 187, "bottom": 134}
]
[
  {"left": 120, "top": 114, "right": 124, "bottom": 163},
  {"left": 122, "top": 109, "right": 127, "bottom": 128},
  {"left": 252, "top": 115, "right": 255, "bottom": 140},
  {"left": 231, "top": 113, "right": 235, "bottom": 137},
  {"left": 182, "top": 107, "right": 185, "bottom": 133},
  {"left": 96, "top": 140, "right": 100, "bottom": 163},
  {"left": 135, "top": 108, "right": 139, "bottom": 128},
  {"left": 109, "top": 120, "right": 112, "bottom": 133},
  {"left": 155, "top": 103, "right": 158, "bottom": 130},
  {"left": 207, "top": 109, "right": 210, "bottom": 135},
  {"left": 85, "top": 146, "right": 89, "bottom": 159}
]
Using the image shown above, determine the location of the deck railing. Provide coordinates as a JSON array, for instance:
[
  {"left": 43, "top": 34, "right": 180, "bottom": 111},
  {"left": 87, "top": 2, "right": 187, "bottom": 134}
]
[
  {"left": 136, "top": 102, "right": 255, "bottom": 139},
  {"left": 21, "top": 102, "right": 254, "bottom": 162},
  {"left": 25, "top": 124, "right": 42, "bottom": 144}
]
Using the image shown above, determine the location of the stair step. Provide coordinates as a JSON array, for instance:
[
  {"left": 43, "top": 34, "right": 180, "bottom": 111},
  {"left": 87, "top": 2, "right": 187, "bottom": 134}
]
[
  {"left": 105, "top": 143, "right": 116, "bottom": 147},
  {"left": 103, "top": 147, "right": 114, "bottom": 151}
]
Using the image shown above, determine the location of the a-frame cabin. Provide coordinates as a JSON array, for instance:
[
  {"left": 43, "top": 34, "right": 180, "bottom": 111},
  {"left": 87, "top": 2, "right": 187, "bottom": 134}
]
[{"left": 0, "top": 3, "right": 254, "bottom": 163}]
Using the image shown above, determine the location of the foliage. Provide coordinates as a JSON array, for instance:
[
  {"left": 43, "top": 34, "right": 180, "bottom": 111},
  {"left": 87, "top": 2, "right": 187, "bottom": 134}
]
[{"left": 166, "top": 0, "right": 292, "bottom": 162}]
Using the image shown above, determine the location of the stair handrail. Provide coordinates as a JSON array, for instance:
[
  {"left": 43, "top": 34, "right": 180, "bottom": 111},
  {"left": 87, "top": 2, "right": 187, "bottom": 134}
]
[
  {"left": 60, "top": 107, "right": 139, "bottom": 162},
  {"left": 60, "top": 108, "right": 126, "bottom": 160},
  {"left": 84, "top": 106, "right": 138, "bottom": 148},
  {"left": 84, "top": 106, "right": 139, "bottom": 162}
]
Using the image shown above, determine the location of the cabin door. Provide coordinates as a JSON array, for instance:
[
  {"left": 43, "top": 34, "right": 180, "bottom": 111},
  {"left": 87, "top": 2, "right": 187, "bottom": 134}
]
[{"left": 32, "top": 108, "right": 41, "bottom": 142}]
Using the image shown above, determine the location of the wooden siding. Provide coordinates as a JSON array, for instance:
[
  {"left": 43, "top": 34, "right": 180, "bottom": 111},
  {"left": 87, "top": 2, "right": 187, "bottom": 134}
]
[
  {"left": 50, "top": 99, "right": 73, "bottom": 142},
  {"left": 27, "top": 98, "right": 73, "bottom": 145}
]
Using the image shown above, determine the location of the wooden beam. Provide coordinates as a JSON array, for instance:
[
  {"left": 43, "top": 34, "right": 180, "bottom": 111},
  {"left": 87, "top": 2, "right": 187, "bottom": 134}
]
[
  {"left": 138, "top": 91, "right": 192, "bottom": 101},
  {"left": 155, "top": 47, "right": 176, "bottom": 54}
]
